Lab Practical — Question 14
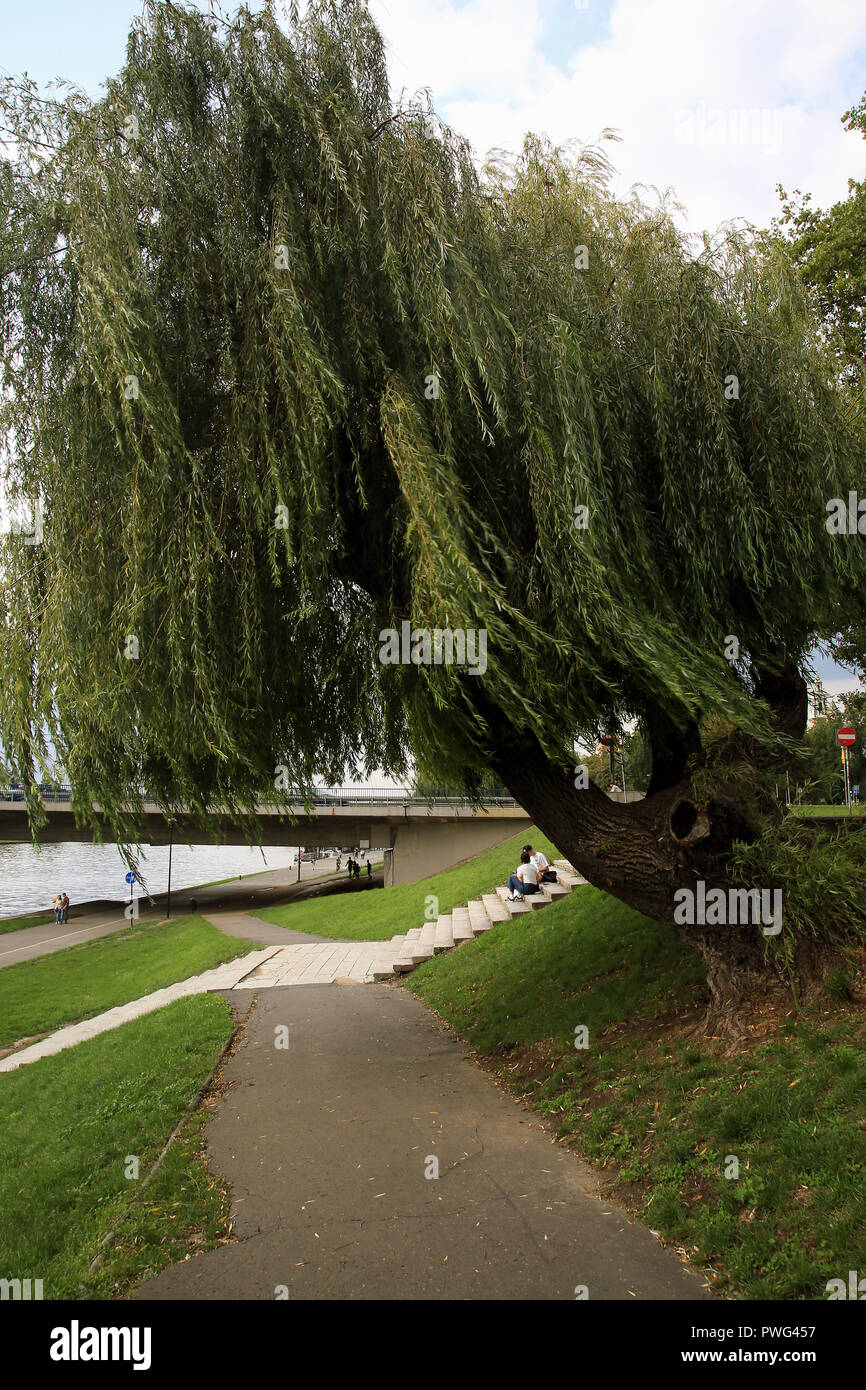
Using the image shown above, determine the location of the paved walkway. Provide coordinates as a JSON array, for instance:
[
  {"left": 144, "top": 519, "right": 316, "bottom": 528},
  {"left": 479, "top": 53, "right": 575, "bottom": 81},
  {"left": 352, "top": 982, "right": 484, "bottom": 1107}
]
[
  {"left": 0, "top": 934, "right": 392, "bottom": 1072},
  {"left": 0, "top": 885, "right": 713, "bottom": 1298},
  {"left": 134, "top": 986, "right": 710, "bottom": 1301},
  {"left": 200, "top": 909, "right": 338, "bottom": 948}
]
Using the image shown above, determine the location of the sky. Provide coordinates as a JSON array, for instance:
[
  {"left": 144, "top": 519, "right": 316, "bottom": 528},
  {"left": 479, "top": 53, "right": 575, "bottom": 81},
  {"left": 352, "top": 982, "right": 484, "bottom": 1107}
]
[
  {"left": 2, "top": 0, "right": 864, "bottom": 235},
  {"left": 0, "top": 0, "right": 862, "bottom": 694}
]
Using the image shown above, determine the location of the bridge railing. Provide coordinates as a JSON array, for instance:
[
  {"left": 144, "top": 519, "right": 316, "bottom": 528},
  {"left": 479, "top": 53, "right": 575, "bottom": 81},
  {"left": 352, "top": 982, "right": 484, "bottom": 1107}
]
[{"left": 0, "top": 784, "right": 519, "bottom": 809}]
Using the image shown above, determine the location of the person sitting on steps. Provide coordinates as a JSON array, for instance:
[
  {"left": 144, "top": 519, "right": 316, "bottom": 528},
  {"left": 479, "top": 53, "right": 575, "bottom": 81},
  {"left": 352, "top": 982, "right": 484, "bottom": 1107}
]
[
  {"left": 506, "top": 852, "right": 540, "bottom": 902},
  {"left": 524, "top": 843, "right": 556, "bottom": 883}
]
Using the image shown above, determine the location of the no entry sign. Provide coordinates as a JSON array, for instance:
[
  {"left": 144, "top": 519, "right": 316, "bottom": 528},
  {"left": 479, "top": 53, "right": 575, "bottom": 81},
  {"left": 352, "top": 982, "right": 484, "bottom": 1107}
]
[{"left": 837, "top": 727, "right": 856, "bottom": 747}]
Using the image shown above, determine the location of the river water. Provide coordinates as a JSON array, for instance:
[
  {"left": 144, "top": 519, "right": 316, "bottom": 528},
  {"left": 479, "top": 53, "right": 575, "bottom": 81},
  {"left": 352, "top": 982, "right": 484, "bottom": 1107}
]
[{"left": 0, "top": 841, "right": 300, "bottom": 918}]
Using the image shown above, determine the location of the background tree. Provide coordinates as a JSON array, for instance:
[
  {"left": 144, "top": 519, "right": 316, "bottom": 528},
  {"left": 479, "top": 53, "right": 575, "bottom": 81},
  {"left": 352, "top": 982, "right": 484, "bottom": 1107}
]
[
  {"left": 1, "top": 0, "right": 864, "bottom": 1032},
  {"left": 799, "top": 693, "right": 866, "bottom": 803},
  {"left": 775, "top": 91, "right": 866, "bottom": 382}
]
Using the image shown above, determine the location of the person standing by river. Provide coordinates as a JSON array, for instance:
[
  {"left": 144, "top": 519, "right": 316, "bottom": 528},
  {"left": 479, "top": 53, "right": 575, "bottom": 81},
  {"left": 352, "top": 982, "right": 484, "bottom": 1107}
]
[{"left": 60, "top": 891, "right": 69, "bottom": 923}]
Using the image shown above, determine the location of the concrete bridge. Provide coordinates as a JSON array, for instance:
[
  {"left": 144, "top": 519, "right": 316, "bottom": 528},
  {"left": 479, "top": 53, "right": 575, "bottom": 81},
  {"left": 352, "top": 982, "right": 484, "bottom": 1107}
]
[{"left": 0, "top": 786, "right": 532, "bottom": 887}]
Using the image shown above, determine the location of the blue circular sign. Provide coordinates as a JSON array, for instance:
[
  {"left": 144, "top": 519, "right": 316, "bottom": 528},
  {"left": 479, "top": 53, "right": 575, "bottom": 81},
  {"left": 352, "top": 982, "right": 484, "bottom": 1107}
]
[{"left": 125, "top": 871, "right": 137, "bottom": 884}]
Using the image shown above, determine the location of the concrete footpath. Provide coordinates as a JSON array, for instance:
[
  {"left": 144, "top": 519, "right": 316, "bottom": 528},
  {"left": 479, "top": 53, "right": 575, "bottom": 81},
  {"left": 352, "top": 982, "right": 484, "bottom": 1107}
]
[{"left": 134, "top": 985, "right": 710, "bottom": 1302}]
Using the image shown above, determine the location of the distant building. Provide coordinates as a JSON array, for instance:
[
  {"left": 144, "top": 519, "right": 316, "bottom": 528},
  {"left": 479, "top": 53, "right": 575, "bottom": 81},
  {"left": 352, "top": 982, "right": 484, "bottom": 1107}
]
[{"left": 807, "top": 678, "right": 830, "bottom": 726}]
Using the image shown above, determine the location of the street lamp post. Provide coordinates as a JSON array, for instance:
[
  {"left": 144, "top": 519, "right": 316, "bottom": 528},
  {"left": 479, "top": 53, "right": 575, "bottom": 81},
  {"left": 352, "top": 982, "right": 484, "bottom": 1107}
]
[{"left": 166, "top": 820, "right": 173, "bottom": 919}]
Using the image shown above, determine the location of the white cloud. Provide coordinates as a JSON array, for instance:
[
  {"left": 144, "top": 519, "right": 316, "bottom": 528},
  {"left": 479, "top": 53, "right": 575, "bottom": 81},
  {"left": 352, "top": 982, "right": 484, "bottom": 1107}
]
[
  {"left": 824, "top": 677, "right": 864, "bottom": 699},
  {"left": 369, "top": 0, "right": 866, "bottom": 233}
]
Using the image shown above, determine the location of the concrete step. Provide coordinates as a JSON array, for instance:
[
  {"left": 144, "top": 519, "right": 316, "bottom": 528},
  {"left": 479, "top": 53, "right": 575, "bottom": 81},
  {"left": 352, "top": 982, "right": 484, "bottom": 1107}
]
[
  {"left": 371, "top": 957, "right": 397, "bottom": 980},
  {"left": 555, "top": 870, "right": 586, "bottom": 889},
  {"left": 467, "top": 900, "right": 492, "bottom": 933},
  {"left": 387, "top": 930, "right": 429, "bottom": 972},
  {"left": 390, "top": 924, "right": 433, "bottom": 966},
  {"left": 450, "top": 907, "right": 475, "bottom": 942},
  {"left": 522, "top": 887, "right": 552, "bottom": 909},
  {"left": 541, "top": 881, "right": 569, "bottom": 899},
  {"left": 481, "top": 893, "right": 510, "bottom": 923},
  {"left": 407, "top": 933, "right": 435, "bottom": 963},
  {"left": 433, "top": 914, "right": 454, "bottom": 951},
  {"left": 382, "top": 935, "right": 416, "bottom": 975},
  {"left": 553, "top": 859, "right": 587, "bottom": 885},
  {"left": 495, "top": 884, "right": 531, "bottom": 915}
]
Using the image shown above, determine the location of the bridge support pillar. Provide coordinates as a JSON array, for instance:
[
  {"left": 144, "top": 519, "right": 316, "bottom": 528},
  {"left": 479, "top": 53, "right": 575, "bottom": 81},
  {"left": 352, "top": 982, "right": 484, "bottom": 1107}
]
[{"left": 386, "top": 817, "right": 531, "bottom": 887}]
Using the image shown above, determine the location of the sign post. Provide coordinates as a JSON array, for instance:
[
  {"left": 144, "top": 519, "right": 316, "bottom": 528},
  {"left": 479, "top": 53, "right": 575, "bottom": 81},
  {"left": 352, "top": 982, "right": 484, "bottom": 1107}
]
[
  {"left": 837, "top": 728, "right": 856, "bottom": 813},
  {"left": 167, "top": 822, "right": 173, "bottom": 920}
]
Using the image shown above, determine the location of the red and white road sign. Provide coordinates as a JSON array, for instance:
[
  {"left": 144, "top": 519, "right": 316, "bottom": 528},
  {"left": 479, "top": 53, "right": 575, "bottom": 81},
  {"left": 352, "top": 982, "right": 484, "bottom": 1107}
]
[{"left": 837, "top": 726, "right": 856, "bottom": 747}]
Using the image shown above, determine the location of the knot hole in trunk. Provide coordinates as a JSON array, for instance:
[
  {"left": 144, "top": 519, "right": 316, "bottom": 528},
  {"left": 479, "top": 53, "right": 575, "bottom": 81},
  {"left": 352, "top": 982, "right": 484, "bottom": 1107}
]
[{"left": 669, "top": 798, "right": 711, "bottom": 845}]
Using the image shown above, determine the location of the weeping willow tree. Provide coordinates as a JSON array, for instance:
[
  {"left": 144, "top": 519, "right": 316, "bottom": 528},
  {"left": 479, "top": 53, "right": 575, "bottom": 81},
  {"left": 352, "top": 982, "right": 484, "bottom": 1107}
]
[{"left": 1, "top": 0, "right": 864, "bottom": 1030}]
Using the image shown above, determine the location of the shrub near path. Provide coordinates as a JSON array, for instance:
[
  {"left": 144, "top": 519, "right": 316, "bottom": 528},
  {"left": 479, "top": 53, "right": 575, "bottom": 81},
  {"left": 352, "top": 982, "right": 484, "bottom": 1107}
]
[{"left": 406, "top": 884, "right": 866, "bottom": 1300}]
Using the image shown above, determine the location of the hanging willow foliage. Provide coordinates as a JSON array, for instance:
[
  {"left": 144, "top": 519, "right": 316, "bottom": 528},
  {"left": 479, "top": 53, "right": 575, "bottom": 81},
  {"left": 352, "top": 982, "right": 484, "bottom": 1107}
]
[{"left": 0, "top": 0, "right": 863, "bottom": 847}]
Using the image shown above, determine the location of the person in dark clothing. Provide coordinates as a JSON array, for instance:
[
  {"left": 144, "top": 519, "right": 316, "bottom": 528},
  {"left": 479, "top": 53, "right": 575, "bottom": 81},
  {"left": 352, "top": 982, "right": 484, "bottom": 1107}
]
[
  {"left": 366, "top": 860, "right": 372, "bottom": 879},
  {"left": 346, "top": 858, "right": 355, "bottom": 878}
]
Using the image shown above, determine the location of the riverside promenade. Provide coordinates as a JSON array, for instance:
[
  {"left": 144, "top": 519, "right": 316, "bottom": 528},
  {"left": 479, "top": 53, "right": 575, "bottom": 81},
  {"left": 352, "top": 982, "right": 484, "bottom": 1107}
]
[{"left": 0, "top": 857, "right": 351, "bottom": 967}]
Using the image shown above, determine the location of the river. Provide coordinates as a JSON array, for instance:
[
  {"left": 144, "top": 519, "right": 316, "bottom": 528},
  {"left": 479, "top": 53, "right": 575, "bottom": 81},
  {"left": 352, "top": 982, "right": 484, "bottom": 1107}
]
[{"left": 0, "top": 840, "right": 301, "bottom": 918}]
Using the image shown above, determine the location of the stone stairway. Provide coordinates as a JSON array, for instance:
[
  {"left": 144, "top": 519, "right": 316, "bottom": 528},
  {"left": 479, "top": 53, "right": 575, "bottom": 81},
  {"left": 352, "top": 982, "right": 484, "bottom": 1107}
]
[
  {"left": 0, "top": 861, "right": 589, "bottom": 1072},
  {"left": 370, "top": 859, "right": 586, "bottom": 980}
]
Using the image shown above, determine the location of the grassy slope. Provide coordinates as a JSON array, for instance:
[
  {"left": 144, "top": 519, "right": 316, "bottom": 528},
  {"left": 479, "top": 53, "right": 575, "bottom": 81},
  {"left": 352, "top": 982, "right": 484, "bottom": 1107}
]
[
  {"left": 251, "top": 830, "right": 558, "bottom": 940},
  {"left": 406, "top": 885, "right": 866, "bottom": 1300},
  {"left": 0, "top": 915, "right": 261, "bottom": 1049},
  {"left": 0, "top": 994, "right": 235, "bottom": 1299}
]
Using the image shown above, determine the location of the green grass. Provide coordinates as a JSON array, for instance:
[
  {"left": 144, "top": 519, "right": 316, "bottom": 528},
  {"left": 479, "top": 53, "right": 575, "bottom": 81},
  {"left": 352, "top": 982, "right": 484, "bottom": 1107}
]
[
  {"left": 405, "top": 884, "right": 866, "bottom": 1300},
  {"left": 251, "top": 830, "right": 556, "bottom": 940},
  {"left": 0, "top": 915, "right": 261, "bottom": 1049},
  {"left": 0, "top": 909, "right": 61, "bottom": 935},
  {"left": 789, "top": 804, "right": 866, "bottom": 817},
  {"left": 409, "top": 884, "right": 706, "bottom": 1053},
  {"left": 0, "top": 994, "right": 235, "bottom": 1299}
]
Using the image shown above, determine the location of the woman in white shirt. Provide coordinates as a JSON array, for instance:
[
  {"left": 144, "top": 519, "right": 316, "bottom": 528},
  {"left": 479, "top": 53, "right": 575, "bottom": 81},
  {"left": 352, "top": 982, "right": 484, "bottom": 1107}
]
[{"left": 507, "top": 852, "right": 539, "bottom": 901}]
